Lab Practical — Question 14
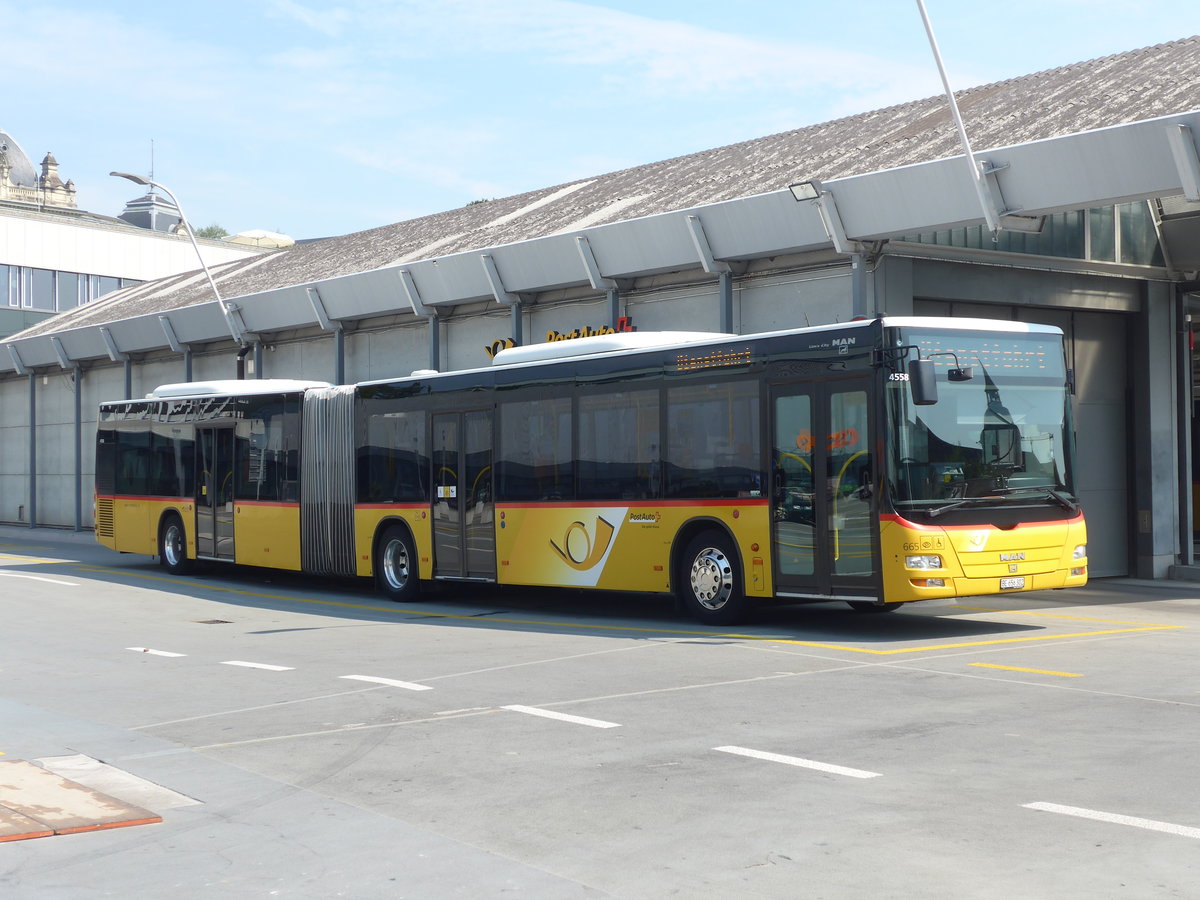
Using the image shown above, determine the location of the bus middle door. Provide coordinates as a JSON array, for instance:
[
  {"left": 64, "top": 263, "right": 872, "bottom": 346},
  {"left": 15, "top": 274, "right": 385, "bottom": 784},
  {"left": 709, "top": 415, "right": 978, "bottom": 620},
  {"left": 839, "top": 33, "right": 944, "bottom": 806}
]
[{"left": 432, "top": 411, "right": 495, "bottom": 580}]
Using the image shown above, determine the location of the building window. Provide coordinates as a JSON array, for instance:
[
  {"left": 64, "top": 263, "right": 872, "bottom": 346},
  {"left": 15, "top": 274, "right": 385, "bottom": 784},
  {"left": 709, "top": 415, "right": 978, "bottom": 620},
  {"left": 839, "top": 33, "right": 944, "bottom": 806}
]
[
  {"left": 904, "top": 202, "right": 1164, "bottom": 267},
  {"left": 56, "top": 271, "right": 82, "bottom": 310},
  {"left": 29, "top": 268, "right": 55, "bottom": 310}
]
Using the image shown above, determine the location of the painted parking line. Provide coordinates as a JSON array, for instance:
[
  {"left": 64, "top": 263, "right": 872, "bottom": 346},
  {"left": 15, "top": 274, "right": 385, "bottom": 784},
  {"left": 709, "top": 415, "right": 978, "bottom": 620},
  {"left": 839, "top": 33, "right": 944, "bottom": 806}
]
[
  {"left": 340, "top": 675, "right": 432, "bottom": 691},
  {"left": 714, "top": 745, "right": 882, "bottom": 779},
  {"left": 126, "top": 647, "right": 186, "bottom": 658},
  {"left": 502, "top": 705, "right": 621, "bottom": 729},
  {"left": 1024, "top": 802, "right": 1200, "bottom": 839},
  {"left": 220, "top": 660, "right": 295, "bottom": 672},
  {"left": 970, "top": 663, "right": 1082, "bottom": 677},
  {"left": 0, "top": 570, "right": 78, "bottom": 586}
]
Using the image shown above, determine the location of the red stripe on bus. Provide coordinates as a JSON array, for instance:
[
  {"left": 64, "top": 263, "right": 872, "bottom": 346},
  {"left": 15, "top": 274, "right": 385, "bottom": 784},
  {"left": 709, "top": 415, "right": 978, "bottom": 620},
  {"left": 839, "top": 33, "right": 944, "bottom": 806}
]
[
  {"left": 881, "top": 512, "right": 1084, "bottom": 530},
  {"left": 94, "top": 494, "right": 186, "bottom": 503},
  {"left": 355, "top": 503, "right": 428, "bottom": 510},
  {"left": 498, "top": 498, "right": 769, "bottom": 509},
  {"left": 95, "top": 494, "right": 300, "bottom": 509}
]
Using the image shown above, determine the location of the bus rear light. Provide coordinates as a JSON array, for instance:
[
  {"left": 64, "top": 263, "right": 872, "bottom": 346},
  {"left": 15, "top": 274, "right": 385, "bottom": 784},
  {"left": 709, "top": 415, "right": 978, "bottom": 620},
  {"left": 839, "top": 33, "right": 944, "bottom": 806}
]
[
  {"left": 911, "top": 578, "right": 946, "bottom": 587},
  {"left": 905, "top": 554, "right": 943, "bottom": 570}
]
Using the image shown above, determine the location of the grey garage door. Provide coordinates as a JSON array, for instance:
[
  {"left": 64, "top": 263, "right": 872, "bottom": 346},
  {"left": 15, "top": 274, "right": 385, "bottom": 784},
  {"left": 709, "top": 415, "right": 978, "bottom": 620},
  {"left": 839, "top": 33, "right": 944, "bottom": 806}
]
[{"left": 916, "top": 301, "right": 1130, "bottom": 577}]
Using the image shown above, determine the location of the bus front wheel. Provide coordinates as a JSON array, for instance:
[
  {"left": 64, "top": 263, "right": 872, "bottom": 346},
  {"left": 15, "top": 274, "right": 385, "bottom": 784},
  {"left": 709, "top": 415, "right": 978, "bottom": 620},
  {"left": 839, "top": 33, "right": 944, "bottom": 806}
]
[
  {"left": 376, "top": 525, "right": 419, "bottom": 602},
  {"left": 678, "top": 530, "right": 751, "bottom": 626},
  {"left": 159, "top": 515, "right": 193, "bottom": 575}
]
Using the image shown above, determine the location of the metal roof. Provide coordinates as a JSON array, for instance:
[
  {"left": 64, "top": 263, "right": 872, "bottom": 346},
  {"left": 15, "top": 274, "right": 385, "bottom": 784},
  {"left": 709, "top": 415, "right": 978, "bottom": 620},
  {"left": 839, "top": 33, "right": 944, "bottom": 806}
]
[{"left": 4, "top": 36, "right": 1200, "bottom": 374}]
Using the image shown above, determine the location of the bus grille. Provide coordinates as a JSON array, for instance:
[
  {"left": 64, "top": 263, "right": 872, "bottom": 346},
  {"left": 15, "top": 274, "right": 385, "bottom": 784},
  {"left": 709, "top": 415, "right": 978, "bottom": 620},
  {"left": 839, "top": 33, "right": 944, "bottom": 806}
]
[{"left": 95, "top": 498, "right": 114, "bottom": 537}]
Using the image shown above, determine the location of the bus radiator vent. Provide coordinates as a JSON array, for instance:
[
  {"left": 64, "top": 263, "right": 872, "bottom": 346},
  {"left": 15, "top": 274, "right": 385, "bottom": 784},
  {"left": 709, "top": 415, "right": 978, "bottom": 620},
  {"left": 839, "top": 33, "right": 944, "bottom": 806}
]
[{"left": 95, "top": 498, "right": 115, "bottom": 538}]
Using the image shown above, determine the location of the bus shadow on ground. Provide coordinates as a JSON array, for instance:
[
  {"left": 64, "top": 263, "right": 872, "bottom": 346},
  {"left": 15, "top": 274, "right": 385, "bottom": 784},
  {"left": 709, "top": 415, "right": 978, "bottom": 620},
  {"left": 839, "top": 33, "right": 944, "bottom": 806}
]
[{"left": 19, "top": 551, "right": 1099, "bottom": 645}]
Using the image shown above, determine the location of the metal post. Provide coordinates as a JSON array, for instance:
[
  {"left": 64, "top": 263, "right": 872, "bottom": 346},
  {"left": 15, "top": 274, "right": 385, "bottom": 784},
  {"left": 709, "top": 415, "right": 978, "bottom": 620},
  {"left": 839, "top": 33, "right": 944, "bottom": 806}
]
[
  {"left": 510, "top": 302, "right": 524, "bottom": 346},
  {"left": 253, "top": 342, "right": 263, "bottom": 379},
  {"left": 74, "top": 365, "right": 83, "bottom": 531},
  {"left": 428, "top": 315, "right": 441, "bottom": 371},
  {"left": 335, "top": 328, "right": 345, "bottom": 385},
  {"left": 124, "top": 358, "right": 132, "bottom": 400},
  {"left": 184, "top": 347, "right": 193, "bottom": 382},
  {"left": 28, "top": 373, "right": 37, "bottom": 528},
  {"left": 851, "top": 253, "right": 867, "bottom": 318},
  {"left": 718, "top": 271, "right": 734, "bottom": 333},
  {"left": 608, "top": 287, "right": 621, "bottom": 330},
  {"left": 915, "top": 0, "right": 1001, "bottom": 235}
]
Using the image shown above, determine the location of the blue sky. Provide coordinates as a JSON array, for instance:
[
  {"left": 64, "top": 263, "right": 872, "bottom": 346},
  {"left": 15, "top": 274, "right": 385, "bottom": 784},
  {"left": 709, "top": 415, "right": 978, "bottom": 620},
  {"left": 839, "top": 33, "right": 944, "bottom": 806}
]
[{"left": 3, "top": 1, "right": 1193, "bottom": 240}]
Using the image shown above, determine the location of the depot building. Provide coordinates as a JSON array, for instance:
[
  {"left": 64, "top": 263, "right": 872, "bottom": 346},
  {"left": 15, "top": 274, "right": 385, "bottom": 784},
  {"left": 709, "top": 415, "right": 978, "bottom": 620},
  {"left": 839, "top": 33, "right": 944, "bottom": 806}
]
[{"left": 2, "top": 36, "right": 1200, "bottom": 582}]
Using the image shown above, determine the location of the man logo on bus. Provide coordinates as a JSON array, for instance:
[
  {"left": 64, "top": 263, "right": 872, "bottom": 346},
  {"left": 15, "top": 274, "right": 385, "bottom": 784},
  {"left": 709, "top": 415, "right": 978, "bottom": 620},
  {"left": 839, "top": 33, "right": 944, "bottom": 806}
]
[{"left": 550, "top": 516, "right": 615, "bottom": 571}]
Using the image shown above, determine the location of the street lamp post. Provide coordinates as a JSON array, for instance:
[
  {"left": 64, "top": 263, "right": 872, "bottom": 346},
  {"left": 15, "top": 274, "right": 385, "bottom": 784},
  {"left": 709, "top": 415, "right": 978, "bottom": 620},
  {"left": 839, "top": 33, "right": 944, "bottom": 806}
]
[{"left": 110, "top": 172, "right": 248, "bottom": 371}]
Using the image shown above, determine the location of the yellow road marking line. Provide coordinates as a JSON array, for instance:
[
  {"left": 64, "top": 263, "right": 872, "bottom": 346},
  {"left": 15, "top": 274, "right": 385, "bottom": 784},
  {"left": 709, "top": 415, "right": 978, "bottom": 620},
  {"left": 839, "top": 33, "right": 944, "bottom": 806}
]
[
  {"left": 70, "top": 565, "right": 1185, "bottom": 655},
  {"left": 0, "top": 553, "right": 66, "bottom": 565},
  {"left": 957, "top": 605, "right": 1169, "bottom": 626},
  {"left": 970, "top": 663, "right": 1083, "bottom": 677}
]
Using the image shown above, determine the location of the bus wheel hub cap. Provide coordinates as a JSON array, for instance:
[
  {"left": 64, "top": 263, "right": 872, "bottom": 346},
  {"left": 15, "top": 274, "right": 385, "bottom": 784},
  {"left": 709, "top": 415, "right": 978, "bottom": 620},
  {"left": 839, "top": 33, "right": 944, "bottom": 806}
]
[{"left": 691, "top": 549, "right": 731, "bottom": 609}]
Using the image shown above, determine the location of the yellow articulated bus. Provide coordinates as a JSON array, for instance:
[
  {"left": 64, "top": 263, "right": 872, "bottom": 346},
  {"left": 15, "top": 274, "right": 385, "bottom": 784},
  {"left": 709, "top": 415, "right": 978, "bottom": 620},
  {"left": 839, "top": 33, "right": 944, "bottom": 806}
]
[{"left": 95, "top": 316, "right": 1087, "bottom": 624}]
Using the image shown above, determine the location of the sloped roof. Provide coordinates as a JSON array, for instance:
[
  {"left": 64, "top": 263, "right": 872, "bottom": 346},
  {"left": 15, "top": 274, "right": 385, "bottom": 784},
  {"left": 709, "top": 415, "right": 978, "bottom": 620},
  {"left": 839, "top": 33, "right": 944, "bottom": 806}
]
[{"left": 13, "top": 34, "right": 1200, "bottom": 342}]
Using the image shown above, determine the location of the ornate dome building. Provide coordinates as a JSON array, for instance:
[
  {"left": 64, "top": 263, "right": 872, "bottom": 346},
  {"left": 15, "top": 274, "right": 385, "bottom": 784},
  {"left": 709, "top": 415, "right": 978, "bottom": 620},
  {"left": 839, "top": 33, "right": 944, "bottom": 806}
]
[{"left": 0, "top": 130, "right": 77, "bottom": 211}]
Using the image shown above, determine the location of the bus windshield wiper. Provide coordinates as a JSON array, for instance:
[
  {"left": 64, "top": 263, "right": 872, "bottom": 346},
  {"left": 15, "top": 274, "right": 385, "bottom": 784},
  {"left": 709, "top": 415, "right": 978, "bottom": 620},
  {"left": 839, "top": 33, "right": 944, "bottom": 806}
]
[
  {"left": 925, "top": 485, "right": 1075, "bottom": 518},
  {"left": 925, "top": 497, "right": 988, "bottom": 518},
  {"left": 993, "top": 484, "right": 1079, "bottom": 512}
]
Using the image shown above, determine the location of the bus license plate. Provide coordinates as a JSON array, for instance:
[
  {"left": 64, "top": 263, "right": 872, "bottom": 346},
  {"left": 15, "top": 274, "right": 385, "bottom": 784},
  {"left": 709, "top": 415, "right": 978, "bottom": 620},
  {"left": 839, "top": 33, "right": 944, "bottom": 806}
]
[{"left": 1000, "top": 576, "right": 1025, "bottom": 590}]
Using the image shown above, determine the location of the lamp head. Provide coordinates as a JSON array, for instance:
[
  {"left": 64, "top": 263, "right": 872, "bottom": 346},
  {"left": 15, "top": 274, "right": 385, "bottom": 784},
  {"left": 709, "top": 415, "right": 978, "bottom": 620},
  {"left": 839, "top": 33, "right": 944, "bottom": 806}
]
[{"left": 110, "top": 171, "right": 151, "bottom": 186}]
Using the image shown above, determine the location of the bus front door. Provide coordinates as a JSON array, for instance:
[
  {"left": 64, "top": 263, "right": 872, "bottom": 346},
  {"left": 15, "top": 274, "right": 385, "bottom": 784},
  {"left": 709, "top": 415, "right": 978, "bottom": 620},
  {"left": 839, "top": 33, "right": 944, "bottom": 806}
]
[
  {"left": 770, "top": 380, "right": 877, "bottom": 598},
  {"left": 196, "top": 427, "right": 235, "bottom": 560},
  {"left": 432, "top": 411, "right": 495, "bottom": 580}
]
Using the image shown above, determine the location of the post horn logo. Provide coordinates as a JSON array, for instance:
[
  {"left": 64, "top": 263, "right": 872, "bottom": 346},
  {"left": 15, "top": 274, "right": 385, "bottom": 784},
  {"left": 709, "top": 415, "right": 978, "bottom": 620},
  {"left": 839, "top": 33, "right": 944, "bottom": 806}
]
[{"left": 550, "top": 516, "right": 615, "bottom": 571}]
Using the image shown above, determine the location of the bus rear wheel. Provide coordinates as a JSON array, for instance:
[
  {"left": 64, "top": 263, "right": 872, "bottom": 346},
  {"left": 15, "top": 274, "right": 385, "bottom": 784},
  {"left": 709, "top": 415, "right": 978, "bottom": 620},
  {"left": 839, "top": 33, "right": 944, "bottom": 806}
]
[
  {"left": 678, "top": 530, "right": 751, "bottom": 626},
  {"left": 376, "top": 525, "right": 418, "bottom": 602},
  {"left": 159, "top": 514, "right": 192, "bottom": 575}
]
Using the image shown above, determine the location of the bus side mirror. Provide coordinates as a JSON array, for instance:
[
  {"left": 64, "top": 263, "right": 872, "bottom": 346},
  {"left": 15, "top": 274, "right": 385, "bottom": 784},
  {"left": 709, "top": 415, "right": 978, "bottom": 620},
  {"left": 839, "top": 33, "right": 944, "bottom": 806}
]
[{"left": 908, "top": 358, "right": 937, "bottom": 405}]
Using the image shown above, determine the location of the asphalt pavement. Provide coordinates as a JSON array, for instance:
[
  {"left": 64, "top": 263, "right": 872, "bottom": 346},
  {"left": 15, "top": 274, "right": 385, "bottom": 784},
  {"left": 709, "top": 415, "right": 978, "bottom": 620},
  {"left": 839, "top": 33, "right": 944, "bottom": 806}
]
[{"left": 2, "top": 525, "right": 1198, "bottom": 898}]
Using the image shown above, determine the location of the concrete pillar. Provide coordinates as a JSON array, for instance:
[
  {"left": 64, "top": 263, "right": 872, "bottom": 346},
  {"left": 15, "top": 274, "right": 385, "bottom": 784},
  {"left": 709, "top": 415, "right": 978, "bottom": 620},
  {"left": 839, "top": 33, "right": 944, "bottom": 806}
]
[
  {"left": 876, "top": 254, "right": 915, "bottom": 316},
  {"left": 28, "top": 373, "right": 37, "bottom": 528},
  {"left": 1132, "top": 281, "right": 1179, "bottom": 577}
]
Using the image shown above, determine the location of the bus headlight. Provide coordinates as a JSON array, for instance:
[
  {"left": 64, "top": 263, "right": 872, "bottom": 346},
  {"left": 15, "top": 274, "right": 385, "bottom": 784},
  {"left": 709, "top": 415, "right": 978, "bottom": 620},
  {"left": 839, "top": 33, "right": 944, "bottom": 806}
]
[
  {"left": 1073, "top": 544, "right": 1087, "bottom": 559},
  {"left": 905, "top": 554, "right": 943, "bottom": 570}
]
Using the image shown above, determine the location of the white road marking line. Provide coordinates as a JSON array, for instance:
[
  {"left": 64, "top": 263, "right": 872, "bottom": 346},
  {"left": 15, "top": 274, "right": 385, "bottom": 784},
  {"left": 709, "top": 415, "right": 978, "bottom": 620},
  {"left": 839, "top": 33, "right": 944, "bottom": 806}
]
[
  {"left": 126, "top": 647, "right": 186, "bottom": 658},
  {"left": 714, "top": 745, "right": 882, "bottom": 779},
  {"left": 1024, "top": 802, "right": 1200, "bottom": 839},
  {"left": 220, "top": 660, "right": 294, "bottom": 671},
  {"left": 0, "top": 570, "right": 79, "bottom": 586},
  {"left": 340, "top": 675, "right": 432, "bottom": 691},
  {"left": 502, "top": 705, "right": 621, "bottom": 729}
]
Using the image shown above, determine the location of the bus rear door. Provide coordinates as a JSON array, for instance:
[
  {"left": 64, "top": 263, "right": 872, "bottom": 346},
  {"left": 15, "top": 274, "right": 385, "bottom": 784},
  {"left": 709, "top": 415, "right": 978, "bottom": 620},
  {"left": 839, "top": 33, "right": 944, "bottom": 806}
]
[{"left": 196, "top": 426, "right": 235, "bottom": 560}]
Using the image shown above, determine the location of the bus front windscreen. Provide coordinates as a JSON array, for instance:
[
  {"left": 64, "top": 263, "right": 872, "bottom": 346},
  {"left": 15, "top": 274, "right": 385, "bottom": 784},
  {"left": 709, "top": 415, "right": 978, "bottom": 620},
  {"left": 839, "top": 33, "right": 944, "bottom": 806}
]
[{"left": 886, "top": 328, "right": 1077, "bottom": 517}]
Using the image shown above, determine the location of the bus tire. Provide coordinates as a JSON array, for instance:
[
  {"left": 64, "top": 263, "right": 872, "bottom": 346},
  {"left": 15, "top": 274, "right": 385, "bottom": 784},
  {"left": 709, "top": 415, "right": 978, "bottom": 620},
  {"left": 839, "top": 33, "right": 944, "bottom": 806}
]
[
  {"left": 678, "top": 530, "right": 751, "bottom": 625},
  {"left": 376, "top": 525, "right": 419, "bottom": 602},
  {"left": 159, "top": 514, "right": 192, "bottom": 575},
  {"left": 847, "top": 601, "right": 902, "bottom": 613}
]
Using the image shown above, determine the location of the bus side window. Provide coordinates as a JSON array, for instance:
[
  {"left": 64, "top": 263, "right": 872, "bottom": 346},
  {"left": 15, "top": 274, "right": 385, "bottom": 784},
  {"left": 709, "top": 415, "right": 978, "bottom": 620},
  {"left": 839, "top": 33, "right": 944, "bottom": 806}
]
[
  {"left": 666, "top": 380, "right": 761, "bottom": 499},
  {"left": 499, "top": 396, "right": 572, "bottom": 502}
]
